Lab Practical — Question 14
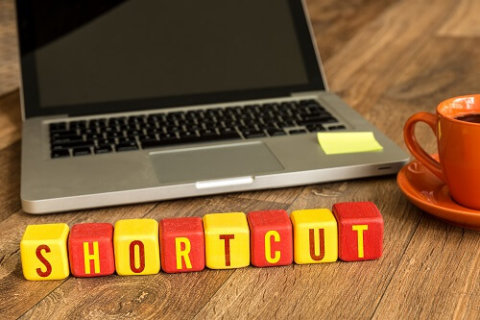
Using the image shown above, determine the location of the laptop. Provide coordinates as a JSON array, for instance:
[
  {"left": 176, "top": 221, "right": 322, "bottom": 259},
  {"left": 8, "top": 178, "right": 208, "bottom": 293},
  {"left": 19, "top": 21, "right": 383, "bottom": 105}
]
[{"left": 16, "top": 0, "right": 409, "bottom": 214}]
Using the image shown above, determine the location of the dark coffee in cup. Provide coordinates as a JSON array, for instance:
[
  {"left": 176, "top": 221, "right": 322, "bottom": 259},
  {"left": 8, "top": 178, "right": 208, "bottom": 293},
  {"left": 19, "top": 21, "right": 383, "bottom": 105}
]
[{"left": 455, "top": 113, "right": 480, "bottom": 123}]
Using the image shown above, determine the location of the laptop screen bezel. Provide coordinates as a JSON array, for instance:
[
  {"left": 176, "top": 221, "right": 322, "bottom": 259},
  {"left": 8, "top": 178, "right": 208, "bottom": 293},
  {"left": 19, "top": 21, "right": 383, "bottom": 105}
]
[{"left": 17, "top": 0, "right": 326, "bottom": 119}]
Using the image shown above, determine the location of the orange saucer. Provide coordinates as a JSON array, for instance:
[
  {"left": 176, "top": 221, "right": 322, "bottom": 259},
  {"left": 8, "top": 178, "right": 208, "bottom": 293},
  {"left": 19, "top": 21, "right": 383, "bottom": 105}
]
[{"left": 397, "top": 156, "right": 480, "bottom": 230}]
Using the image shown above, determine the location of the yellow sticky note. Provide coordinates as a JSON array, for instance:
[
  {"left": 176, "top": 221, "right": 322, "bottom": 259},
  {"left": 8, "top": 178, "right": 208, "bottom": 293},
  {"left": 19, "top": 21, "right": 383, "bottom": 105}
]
[
  {"left": 290, "top": 209, "right": 338, "bottom": 264},
  {"left": 203, "top": 212, "right": 250, "bottom": 269},
  {"left": 114, "top": 219, "right": 160, "bottom": 276},
  {"left": 317, "top": 131, "right": 383, "bottom": 155},
  {"left": 20, "top": 223, "right": 70, "bottom": 280}
]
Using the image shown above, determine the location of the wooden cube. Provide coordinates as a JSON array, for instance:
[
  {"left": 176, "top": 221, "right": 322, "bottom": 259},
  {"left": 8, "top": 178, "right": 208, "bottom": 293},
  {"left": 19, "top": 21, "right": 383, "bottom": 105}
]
[
  {"left": 203, "top": 212, "right": 250, "bottom": 269},
  {"left": 332, "top": 202, "right": 383, "bottom": 261},
  {"left": 247, "top": 210, "right": 293, "bottom": 267},
  {"left": 159, "top": 217, "right": 205, "bottom": 273},
  {"left": 113, "top": 219, "right": 160, "bottom": 275},
  {"left": 290, "top": 209, "right": 338, "bottom": 264},
  {"left": 20, "top": 223, "right": 70, "bottom": 280},
  {"left": 68, "top": 223, "right": 115, "bottom": 277}
]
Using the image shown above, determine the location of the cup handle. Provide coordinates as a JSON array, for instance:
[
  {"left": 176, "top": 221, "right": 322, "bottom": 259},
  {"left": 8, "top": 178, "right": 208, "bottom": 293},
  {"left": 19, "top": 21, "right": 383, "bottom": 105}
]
[{"left": 403, "top": 112, "right": 445, "bottom": 181}]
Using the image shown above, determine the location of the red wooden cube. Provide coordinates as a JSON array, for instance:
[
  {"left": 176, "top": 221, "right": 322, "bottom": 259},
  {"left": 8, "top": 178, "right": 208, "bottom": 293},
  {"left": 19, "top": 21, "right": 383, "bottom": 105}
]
[
  {"left": 247, "top": 210, "right": 293, "bottom": 267},
  {"left": 159, "top": 217, "right": 205, "bottom": 273},
  {"left": 332, "top": 202, "right": 383, "bottom": 261},
  {"left": 68, "top": 223, "right": 115, "bottom": 277}
]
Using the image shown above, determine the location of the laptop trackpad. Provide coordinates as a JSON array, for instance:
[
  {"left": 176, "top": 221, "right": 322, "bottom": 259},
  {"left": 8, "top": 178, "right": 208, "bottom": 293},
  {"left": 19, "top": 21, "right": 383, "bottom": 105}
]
[{"left": 149, "top": 142, "right": 284, "bottom": 184}]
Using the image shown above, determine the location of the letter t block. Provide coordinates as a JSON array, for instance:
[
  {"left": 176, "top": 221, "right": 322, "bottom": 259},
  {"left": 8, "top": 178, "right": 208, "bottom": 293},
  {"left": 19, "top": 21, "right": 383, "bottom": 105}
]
[
  {"left": 159, "top": 217, "right": 205, "bottom": 273},
  {"left": 203, "top": 212, "right": 250, "bottom": 269},
  {"left": 68, "top": 223, "right": 115, "bottom": 277},
  {"left": 247, "top": 210, "right": 293, "bottom": 267},
  {"left": 333, "top": 202, "right": 383, "bottom": 261}
]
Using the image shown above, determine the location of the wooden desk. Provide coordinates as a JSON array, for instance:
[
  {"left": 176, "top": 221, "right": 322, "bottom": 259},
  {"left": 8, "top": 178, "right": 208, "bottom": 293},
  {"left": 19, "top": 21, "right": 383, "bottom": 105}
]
[{"left": 1, "top": 0, "right": 480, "bottom": 318}]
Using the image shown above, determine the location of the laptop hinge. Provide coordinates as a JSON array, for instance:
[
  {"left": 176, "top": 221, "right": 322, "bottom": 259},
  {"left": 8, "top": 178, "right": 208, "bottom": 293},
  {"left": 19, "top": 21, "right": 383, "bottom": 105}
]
[{"left": 290, "top": 91, "right": 324, "bottom": 98}]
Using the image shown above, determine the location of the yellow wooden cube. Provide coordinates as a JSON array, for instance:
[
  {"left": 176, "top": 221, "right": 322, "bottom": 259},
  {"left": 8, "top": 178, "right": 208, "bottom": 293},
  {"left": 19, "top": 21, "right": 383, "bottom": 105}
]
[
  {"left": 203, "top": 212, "right": 250, "bottom": 269},
  {"left": 20, "top": 223, "right": 70, "bottom": 280},
  {"left": 113, "top": 219, "right": 160, "bottom": 275},
  {"left": 290, "top": 209, "right": 338, "bottom": 264}
]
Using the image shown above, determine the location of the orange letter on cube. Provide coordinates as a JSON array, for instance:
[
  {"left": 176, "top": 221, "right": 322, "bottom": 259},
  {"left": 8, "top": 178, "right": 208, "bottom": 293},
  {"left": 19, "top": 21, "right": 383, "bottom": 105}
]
[
  {"left": 159, "top": 217, "right": 205, "bottom": 273},
  {"left": 20, "top": 223, "right": 70, "bottom": 280},
  {"left": 290, "top": 209, "right": 338, "bottom": 264},
  {"left": 333, "top": 202, "right": 383, "bottom": 261},
  {"left": 68, "top": 223, "right": 115, "bottom": 277},
  {"left": 247, "top": 210, "right": 293, "bottom": 267}
]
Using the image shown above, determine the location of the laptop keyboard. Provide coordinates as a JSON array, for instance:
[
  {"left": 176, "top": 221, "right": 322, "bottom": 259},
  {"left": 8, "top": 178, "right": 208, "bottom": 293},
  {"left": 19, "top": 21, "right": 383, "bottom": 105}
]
[{"left": 49, "top": 99, "right": 345, "bottom": 158}]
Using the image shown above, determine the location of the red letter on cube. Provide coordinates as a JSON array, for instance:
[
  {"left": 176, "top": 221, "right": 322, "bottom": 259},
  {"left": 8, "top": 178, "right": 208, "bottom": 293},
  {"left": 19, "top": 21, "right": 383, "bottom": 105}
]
[
  {"left": 332, "top": 202, "right": 383, "bottom": 261},
  {"left": 247, "top": 210, "right": 293, "bottom": 267},
  {"left": 159, "top": 217, "right": 205, "bottom": 273},
  {"left": 68, "top": 223, "right": 115, "bottom": 277}
]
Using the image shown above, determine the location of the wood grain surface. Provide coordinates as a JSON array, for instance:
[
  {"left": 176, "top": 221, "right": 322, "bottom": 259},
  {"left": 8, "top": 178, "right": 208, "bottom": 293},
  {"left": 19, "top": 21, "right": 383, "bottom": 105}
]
[{"left": 1, "top": 0, "right": 480, "bottom": 319}]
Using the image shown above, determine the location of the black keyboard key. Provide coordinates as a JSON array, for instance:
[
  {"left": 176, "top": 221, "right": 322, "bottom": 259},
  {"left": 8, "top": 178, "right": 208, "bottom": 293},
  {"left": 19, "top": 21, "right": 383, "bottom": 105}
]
[
  {"left": 141, "top": 139, "right": 165, "bottom": 149},
  {"left": 105, "top": 131, "right": 121, "bottom": 139},
  {"left": 328, "top": 125, "right": 346, "bottom": 131},
  {"left": 178, "top": 131, "right": 200, "bottom": 143},
  {"left": 145, "top": 127, "right": 159, "bottom": 134},
  {"left": 85, "top": 133, "right": 102, "bottom": 141},
  {"left": 89, "top": 118, "right": 106, "bottom": 127},
  {"left": 116, "top": 141, "right": 138, "bottom": 152},
  {"left": 94, "top": 145, "right": 112, "bottom": 154},
  {"left": 267, "top": 128, "right": 286, "bottom": 136},
  {"left": 117, "top": 137, "right": 133, "bottom": 144},
  {"left": 69, "top": 120, "right": 87, "bottom": 128},
  {"left": 242, "top": 130, "right": 266, "bottom": 139},
  {"left": 219, "top": 127, "right": 239, "bottom": 135},
  {"left": 302, "top": 111, "right": 331, "bottom": 119},
  {"left": 306, "top": 124, "right": 326, "bottom": 132},
  {"left": 128, "top": 115, "right": 145, "bottom": 123},
  {"left": 159, "top": 136, "right": 181, "bottom": 145},
  {"left": 49, "top": 122, "right": 67, "bottom": 132},
  {"left": 164, "top": 125, "right": 182, "bottom": 133},
  {"left": 51, "top": 144, "right": 69, "bottom": 151},
  {"left": 73, "top": 147, "right": 91, "bottom": 156},
  {"left": 198, "top": 129, "right": 217, "bottom": 136},
  {"left": 50, "top": 130, "right": 79, "bottom": 139},
  {"left": 109, "top": 116, "right": 127, "bottom": 123},
  {"left": 321, "top": 117, "right": 338, "bottom": 124},
  {"left": 305, "top": 105, "right": 325, "bottom": 113},
  {"left": 289, "top": 129, "right": 307, "bottom": 135},
  {"left": 51, "top": 138, "right": 85, "bottom": 147},
  {"left": 216, "top": 133, "right": 242, "bottom": 141},
  {"left": 54, "top": 140, "right": 94, "bottom": 149},
  {"left": 51, "top": 134, "right": 82, "bottom": 143},
  {"left": 98, "top": 139, "right": 112, "bottom": 145},
  {"left": 299, "top": 99, "right": 318, "bottom": 106},
  {"left": 277, "top": 120, "right": 295, "bottom": 128},
  {"left": 199, "top": 133, "right": 220, "bottom": 141},
  {"left": 297, "top": 116, "right": 338, "bottom": 125},
  {"left": 216, "top": 132, "right": 241, "bottom": 141},
  {"left": 51, "top": 149, "right": 70, "bottom": 158},
  {"left": 159, "top": 131, "right": 178, "bottom": 139},
  {"left": 127, "top": 130, "right": 141, "bottom": 137}
]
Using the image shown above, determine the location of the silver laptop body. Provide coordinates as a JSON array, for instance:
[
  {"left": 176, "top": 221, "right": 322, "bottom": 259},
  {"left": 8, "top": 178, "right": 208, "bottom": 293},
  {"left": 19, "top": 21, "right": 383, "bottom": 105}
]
[{"left": 17, "top": 0, "right": 409, "bottom": 214}]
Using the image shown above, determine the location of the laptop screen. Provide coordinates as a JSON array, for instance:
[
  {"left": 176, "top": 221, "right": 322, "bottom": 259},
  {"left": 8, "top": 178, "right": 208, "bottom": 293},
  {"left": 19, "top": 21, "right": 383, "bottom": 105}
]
[{"left": 17, "top": 0, "right": 325, "bottom": 118}]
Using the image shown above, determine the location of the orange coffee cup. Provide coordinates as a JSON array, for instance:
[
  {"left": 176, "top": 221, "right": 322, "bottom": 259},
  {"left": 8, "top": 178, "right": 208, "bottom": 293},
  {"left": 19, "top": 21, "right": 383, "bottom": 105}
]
[{"left": 404, "top": 94, "right": 480, "bottom": 210}]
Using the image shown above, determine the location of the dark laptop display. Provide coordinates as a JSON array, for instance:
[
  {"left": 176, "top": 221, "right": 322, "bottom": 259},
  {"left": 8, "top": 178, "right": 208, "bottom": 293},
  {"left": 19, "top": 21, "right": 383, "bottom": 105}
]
[{"left": 17, "top": 0, "right": 325, "bottom": 118}]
